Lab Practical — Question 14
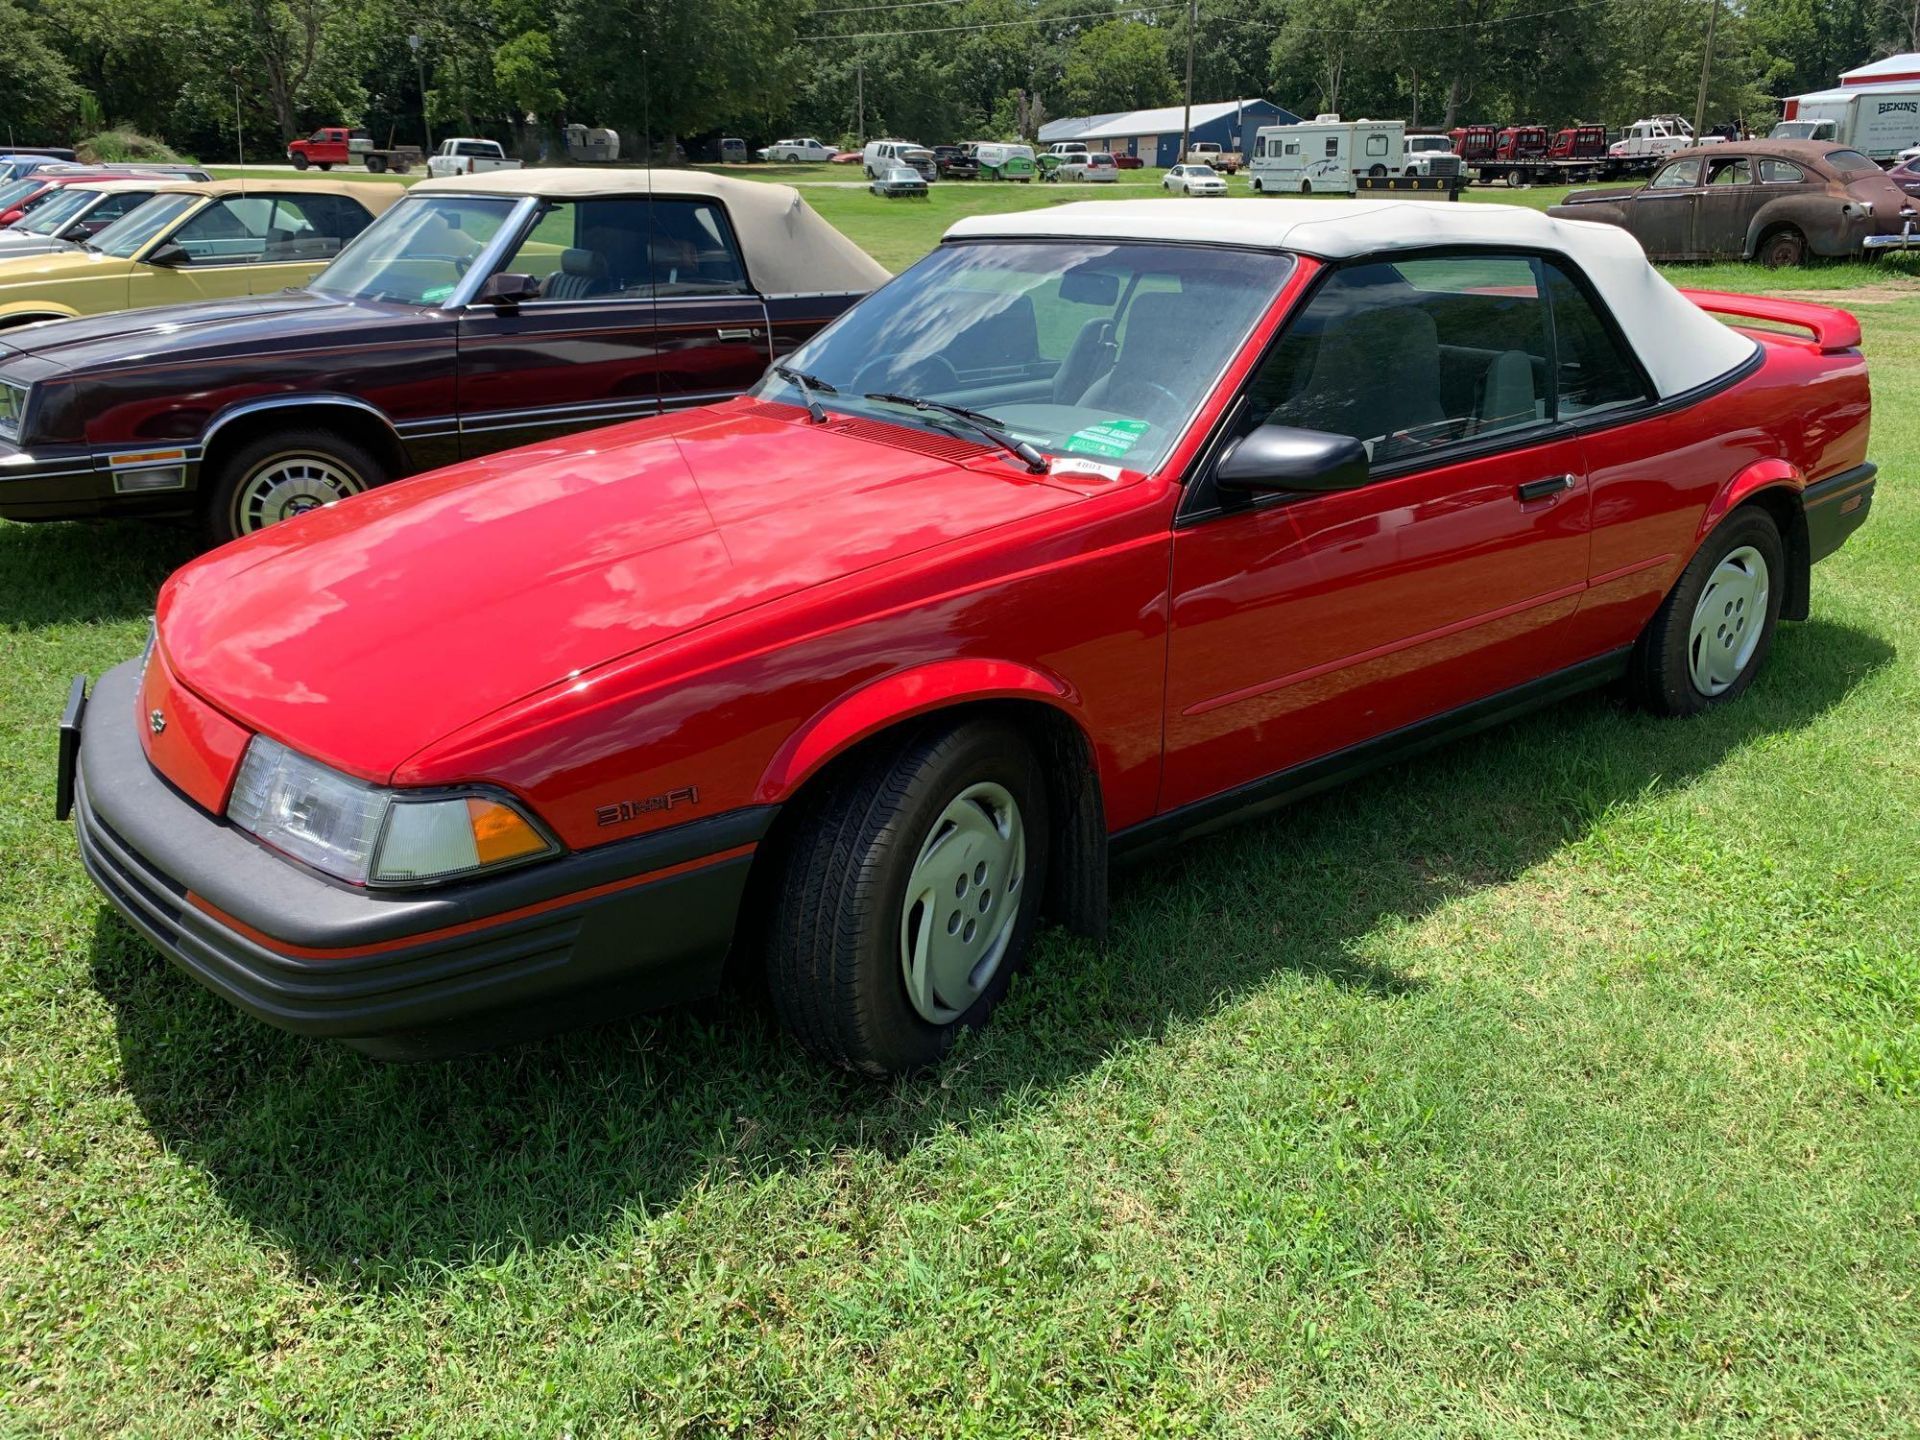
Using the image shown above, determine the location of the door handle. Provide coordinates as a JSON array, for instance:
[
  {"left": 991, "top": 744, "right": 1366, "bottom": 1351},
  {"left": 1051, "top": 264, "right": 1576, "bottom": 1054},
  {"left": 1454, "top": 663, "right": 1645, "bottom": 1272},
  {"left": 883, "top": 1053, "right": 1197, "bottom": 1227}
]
[
  {"left": 1516, "top": 474, "right": 1576, "bottom": 502},
  {"left": 716, "top": 327, "right": 763, "bottom": 340}
]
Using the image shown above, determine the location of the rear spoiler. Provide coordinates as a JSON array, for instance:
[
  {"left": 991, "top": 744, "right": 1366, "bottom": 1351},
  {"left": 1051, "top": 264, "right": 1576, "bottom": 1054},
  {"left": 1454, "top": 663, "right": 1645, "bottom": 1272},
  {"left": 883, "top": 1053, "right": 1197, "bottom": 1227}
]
[{"left": 1679, "top": 289, "right": 1863, "bottom": 353}]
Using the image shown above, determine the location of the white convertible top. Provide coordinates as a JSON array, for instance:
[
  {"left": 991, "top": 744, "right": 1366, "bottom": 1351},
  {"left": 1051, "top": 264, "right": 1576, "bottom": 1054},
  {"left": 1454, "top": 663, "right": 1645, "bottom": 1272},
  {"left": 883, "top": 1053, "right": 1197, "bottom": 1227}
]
[
  {"left": 413, "top": 168, "right": 889, "bottom": 297},
  {"left": 945, "top": 199, "right": 1757, "bottom": 399}
]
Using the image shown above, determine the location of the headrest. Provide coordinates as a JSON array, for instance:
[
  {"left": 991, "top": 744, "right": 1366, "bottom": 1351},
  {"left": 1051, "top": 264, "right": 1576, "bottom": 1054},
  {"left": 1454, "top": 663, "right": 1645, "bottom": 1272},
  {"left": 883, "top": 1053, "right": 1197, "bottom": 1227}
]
[{"left": 560, "top": 247, "right": 607, "bottom": 278}]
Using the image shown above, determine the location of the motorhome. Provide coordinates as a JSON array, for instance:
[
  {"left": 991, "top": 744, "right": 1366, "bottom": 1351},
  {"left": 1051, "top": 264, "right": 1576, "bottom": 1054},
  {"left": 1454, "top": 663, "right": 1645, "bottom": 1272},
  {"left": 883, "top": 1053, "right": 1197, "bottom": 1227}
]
[{"left": 1249, "top": 115, "right": 1404, "bottom": 194}]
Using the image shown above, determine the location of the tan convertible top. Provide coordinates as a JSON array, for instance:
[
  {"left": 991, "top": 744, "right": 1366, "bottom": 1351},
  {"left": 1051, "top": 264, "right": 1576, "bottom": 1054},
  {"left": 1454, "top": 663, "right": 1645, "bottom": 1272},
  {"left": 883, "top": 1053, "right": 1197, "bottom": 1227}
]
[
  {"left": 412, "top": 167, "right": 890, "bottom": 295},
  {"left": 87, "top": 176, "right": 405, "bottom": 209}
]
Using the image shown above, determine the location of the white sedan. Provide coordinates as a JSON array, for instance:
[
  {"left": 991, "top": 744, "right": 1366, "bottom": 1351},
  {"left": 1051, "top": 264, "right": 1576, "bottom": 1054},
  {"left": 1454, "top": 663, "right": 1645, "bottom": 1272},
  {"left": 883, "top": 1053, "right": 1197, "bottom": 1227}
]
[{"left": 1163, "top": 164, "right": 1228, "bottom": 196}]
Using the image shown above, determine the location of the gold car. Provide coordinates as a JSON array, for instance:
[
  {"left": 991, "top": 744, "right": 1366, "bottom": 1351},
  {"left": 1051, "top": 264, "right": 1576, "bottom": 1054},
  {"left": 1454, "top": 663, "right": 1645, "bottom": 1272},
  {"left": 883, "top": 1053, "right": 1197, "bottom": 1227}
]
[{"left": 0, "top": 178, "right": 401, "bottom": 328}]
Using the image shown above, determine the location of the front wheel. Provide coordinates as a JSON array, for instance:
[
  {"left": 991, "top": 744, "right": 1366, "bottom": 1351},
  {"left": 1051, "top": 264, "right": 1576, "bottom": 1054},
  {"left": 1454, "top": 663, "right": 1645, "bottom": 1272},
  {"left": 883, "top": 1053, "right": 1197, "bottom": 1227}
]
[
  {"left": 203, "top": 427, "right": 388, "bottom": 546},
  {"left": 1630, "top": 508, "right": 1784, "bottom": 716},
  {"left": 764, "top": 718, "right": 1050, "bottom": 1075},
  {"left": 290, "top": 152, "right": 310, "bottom": 171}
]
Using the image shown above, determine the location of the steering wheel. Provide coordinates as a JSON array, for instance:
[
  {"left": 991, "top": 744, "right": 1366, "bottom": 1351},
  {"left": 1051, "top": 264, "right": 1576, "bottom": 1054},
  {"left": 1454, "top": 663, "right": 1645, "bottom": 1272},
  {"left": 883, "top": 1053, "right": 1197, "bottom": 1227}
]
[
  {"left": 1116, "top": 378, "right": 1185, "bottom": 422},
  {"left": 851, "top": 352, "right": 960, "bottom": 396}
]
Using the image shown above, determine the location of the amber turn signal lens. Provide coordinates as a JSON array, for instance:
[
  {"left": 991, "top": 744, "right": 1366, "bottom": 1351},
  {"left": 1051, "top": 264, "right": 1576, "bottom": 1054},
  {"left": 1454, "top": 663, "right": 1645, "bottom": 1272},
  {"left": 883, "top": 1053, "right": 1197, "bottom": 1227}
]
[{"left": 467, "top": 797, "right": 550, "bottom": 866}]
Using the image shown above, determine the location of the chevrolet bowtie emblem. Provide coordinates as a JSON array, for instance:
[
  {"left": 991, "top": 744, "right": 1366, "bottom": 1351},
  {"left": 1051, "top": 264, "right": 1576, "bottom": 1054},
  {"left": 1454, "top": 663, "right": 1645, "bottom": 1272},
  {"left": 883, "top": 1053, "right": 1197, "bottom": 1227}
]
[{"left": 148, "top": 709, "right": 166, "bottom": 735}]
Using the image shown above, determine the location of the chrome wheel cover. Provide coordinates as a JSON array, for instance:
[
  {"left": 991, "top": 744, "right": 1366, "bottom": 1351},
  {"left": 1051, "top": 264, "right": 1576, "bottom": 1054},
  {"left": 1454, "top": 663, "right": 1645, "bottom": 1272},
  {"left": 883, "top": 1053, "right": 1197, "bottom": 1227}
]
[
  {"left": 1688, "top": 544, "right": 1769, "bottom": 696},
  {"left": 232, "top": 451, "right": 367, "bottom": 534},
  {"left": 899, "top": 781, "right": 1025, "bottom": 1025}
]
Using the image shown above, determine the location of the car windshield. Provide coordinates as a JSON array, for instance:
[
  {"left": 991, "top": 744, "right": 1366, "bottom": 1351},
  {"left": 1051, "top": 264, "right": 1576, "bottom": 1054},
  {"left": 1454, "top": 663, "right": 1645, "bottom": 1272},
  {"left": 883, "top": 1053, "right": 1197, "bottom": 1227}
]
[
  {"left": 308, "top": 194, "right": 520, "bottom": 304},
  {"left": 0, "top": 177, "right": 43, "bottom": 210},
  {"left": 88, "top": 193, "right": 202, "bottom": 257},
  {"left": 755, "top": 239, "right": 1293, "bottom": 474},
  {"left": 17, "top": 187, "right": 97, "bottom": 233}
]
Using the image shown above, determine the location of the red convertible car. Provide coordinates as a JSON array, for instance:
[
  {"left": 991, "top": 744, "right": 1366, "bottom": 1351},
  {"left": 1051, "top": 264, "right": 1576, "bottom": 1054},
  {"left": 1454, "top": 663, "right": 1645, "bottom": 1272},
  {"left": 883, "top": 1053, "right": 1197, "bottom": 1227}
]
[{"left": 63, "top": 201, "right": 1876, "bottom": 1073}]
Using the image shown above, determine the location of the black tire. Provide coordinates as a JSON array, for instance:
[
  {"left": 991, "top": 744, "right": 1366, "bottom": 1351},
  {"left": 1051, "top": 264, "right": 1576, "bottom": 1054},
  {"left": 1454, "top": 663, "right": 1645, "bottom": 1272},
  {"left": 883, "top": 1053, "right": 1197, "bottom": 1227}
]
[
  {"left": 1300, "top": 180, "right": 1313, "bottom": 195},
  {"left": 1757, "top": 226, "right": 1807, "bottom": 268},
  {"left": 764, "top": 718, "right": 1051, "bottom": 1075},
  {"left": 290, "top": 152, "right": 310, "bottom": 171},
  {"left": 365, "top": 154, "right": 388, "bottom": 174},
  {"left": 317, "top": 162, "right": 333, "bottom": 171},
  {"left": 392, "top": 161, "right": 411, "bottom": 175},
  {"left": 1629, "top": 507, "right": 1785, "bottom": 717},
  {"left": 1369, "top": 163, "right": 1387, "bottom": 177},
  {"left": 202, "top": 427, "right": 389, "bottom": 547}
]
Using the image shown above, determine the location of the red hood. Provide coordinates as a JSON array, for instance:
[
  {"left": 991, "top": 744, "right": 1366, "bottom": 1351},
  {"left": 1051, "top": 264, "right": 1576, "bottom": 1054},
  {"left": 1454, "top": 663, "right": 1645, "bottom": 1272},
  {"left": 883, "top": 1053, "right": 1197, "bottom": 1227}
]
[{"left": 158, "top": 402, "right": 1092, "bottom": 782}]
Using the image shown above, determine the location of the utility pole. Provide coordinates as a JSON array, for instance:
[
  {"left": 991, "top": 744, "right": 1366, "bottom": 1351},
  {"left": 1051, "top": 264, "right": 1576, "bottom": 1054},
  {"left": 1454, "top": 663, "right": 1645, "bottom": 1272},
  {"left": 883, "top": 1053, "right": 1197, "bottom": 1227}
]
[
  {"left": 856, "top": 58, "right": 865, "bottom": 144},
  {"left": 409, "top": 33, "right": 433, "bottom": 150},
  {"left": 1178, "top": 0, "right": 1197, "bottom": 164},
  {"left": 1692, "top": 0, "right": 1720, "bottom": 139}
]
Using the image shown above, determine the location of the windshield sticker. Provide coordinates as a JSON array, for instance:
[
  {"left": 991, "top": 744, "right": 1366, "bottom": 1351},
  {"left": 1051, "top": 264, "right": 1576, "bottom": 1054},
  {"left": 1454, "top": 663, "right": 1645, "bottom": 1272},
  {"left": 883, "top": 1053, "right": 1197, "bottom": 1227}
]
[
  {"left": 421, "top": 283, "right": 457, "bottom": 304},
  {"left": 1064, "top": 418, "right": 1150, "bottom": 458},
  {"left": 1050, "top": 457, "right": 1123, "bottom": 481}
]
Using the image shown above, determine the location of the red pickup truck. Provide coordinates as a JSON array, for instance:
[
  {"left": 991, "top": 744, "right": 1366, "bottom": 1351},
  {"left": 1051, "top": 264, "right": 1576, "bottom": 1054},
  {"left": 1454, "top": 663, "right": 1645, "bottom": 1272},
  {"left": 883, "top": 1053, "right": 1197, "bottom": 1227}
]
[{"left": 287, "top": 127, "right": 425, "bottom": 175}]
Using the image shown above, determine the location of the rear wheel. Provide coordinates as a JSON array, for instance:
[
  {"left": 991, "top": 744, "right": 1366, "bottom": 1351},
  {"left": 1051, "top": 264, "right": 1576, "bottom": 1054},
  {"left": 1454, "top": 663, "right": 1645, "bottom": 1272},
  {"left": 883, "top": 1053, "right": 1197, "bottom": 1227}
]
[
  {"left": 203, "top": 427, "right": 388, "bottom": 546},
  {"left": 1300, "top": 180, "right": 1313, "bottom": 194},
  {"left": 764, "top": 718, "right": 1050, "bottom": 1075},
  {"left": 365, "top": 154, "right": 388, "bottom": 174},
  {"left": 317, "top": 162, "right": 333, "bottom": 171},
  {"left": 1757, "top": 225, "right": 1807, "bottom": 268},
  {"left": 1504, "top": 168, "right": 1524, "bottom": 187},
  {"left": 1630, "top": 508, "right": 1784, "bottom": 716}
]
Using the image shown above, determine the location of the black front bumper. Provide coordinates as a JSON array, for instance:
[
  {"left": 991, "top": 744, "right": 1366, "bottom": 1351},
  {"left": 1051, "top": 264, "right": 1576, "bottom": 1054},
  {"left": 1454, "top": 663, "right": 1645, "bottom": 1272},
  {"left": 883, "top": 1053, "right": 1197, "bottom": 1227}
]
[{"left": 70, "top": 661, "right": 768, "bottom": 1058}]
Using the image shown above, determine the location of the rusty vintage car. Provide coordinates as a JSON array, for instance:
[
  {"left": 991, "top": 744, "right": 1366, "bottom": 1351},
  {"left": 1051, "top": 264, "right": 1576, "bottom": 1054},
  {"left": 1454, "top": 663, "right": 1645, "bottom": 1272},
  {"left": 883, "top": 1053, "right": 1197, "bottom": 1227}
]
[{"left": 1549, "top": 139, "right": 1918, "bottom": 265}]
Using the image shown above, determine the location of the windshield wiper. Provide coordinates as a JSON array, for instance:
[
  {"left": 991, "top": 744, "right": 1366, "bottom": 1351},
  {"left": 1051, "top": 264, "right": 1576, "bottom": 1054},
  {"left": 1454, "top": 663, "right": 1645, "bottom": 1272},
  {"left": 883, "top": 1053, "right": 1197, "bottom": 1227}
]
[
  {"left": 863, "top": 392, "right": 1047, "bottom": 474},
  {"left": 772, "top": 364, "right": 836, "bottom": 423}
]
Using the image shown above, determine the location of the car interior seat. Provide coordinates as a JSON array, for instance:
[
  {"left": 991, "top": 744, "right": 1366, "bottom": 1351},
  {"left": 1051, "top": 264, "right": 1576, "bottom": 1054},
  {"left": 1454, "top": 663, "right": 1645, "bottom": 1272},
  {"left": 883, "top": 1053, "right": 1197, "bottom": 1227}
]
[
  {"left": 1275, "top": 302, "right": 1447, "bottom": 446},
  {"left": 1076, "top": 290, "right": 1206, "bottom": 424},
  {"left": 1052, "top": 318, "right": 1117, "bottom": 403},
  {"left": 544, "top": 247, "right": 610, "bottom": 300},
  {"left": 1476, "top": 349, "right": 1540, "bottom": 433}
]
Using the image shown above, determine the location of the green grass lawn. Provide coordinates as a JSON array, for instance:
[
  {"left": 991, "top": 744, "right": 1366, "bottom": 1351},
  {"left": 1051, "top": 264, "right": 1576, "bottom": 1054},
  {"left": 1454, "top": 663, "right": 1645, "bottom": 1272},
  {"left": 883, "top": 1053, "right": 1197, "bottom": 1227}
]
[{"left": 3, "top": 198, "right": 1919, "bottom": 1435}]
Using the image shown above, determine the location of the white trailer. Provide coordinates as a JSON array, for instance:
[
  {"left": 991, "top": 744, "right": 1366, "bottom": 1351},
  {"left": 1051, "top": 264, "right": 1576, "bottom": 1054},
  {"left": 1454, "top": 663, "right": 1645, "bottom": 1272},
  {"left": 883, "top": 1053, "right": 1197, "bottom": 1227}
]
[
  {"left": 1249, "top": 115, "right": 1405, "bottom": 195},
  {"left": 1773, "top": 85, "right": 1920, "bottom": 162}
]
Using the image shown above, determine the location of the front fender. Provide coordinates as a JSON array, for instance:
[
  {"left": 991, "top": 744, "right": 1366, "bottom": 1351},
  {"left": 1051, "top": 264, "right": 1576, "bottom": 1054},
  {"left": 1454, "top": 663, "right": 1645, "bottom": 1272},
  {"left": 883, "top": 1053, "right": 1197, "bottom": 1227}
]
[{"left": 754, "top": 659, "right": 1084, "bottom": 804}]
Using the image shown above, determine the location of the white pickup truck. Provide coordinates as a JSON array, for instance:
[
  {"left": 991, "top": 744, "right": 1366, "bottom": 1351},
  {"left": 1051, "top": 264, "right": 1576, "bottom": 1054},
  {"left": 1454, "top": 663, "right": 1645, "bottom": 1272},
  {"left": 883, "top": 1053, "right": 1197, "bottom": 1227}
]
[
  {"left": 425, "top": 138, "right": 524, "bottom": 178},
  {"left": 1185, "top": 141, "right": 1243, "bottom": 173}
]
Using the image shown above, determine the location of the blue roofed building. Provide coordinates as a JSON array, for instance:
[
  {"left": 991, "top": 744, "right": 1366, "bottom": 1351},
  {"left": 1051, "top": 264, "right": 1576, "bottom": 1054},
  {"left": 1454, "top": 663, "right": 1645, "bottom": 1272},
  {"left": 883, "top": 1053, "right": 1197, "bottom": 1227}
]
[{"left": 1036, "top": 98, "right": 1300, "bottom": 167}]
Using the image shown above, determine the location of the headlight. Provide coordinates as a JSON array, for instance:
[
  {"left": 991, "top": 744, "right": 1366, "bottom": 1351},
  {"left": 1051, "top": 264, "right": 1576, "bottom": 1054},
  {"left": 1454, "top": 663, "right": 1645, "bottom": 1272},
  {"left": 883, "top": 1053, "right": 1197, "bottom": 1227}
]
[
  {"left": 0, "top": 378, "right": 29, "bottom": 441},
  {"left": 226, "top": 734, "right": 558, "bottom": 887}
]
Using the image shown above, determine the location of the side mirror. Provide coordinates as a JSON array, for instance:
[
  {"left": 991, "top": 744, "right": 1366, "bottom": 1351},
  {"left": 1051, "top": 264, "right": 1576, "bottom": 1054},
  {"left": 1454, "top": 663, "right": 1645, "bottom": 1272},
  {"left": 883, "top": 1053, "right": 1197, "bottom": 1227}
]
[
  {"left": 145, "top": 242, "right": 189, "bottom": 267},
  {"left": 1215, "top": 425, "right": 1369, "bottom": 494},
  {"left": 474, "top": 271, "right": 542, "bottom": 306}
]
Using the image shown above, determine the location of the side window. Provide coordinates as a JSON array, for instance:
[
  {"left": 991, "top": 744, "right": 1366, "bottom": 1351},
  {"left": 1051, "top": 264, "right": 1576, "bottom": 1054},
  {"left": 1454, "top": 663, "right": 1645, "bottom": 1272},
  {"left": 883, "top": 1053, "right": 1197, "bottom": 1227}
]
[
  {"left": 1233, "top": 255, "right": 1552, "bottom": 469},
  {"left": 1759, "top": 159, "right": 1805, "bottom": 184},
  {"left": 1325, "top": 137, "right": 1339, "bottom": 158},
  {"left": 1540, "top": 263, "right": 1651, "bottom": 418},
  {"left": 1365, "top": 133, "right": 1388, "bottom": 156},
  {"left": 259, "top": 195, "right": 371, "bottom": 261},
  {"left": 1284, "top": 142, "right": 1299, "bottom": 156},
  {"left": 500, "top": 197, "right": 749, "bottom": 302},
  {"left": 168, "top": 197, "right": 274, "bottom": 264},
  {"left": 1650, "top": 159, "right": 1703, "bottom": 189},
  {"left": 1708, "top": 157, "right": 1753, "bottom": 185}
]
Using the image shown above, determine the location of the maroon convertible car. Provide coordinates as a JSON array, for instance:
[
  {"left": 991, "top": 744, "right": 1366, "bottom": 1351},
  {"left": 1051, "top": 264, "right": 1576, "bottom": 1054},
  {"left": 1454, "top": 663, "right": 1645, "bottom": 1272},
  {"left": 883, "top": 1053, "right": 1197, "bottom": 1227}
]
[{"left": 0, "top": 170, "right": 887, "bottom": 543}]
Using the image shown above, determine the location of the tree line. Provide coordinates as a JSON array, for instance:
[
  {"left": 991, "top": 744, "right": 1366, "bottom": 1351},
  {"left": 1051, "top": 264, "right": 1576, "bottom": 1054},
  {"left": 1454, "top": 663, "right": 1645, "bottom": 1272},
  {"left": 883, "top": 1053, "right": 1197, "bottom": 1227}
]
[{"left": 3, "top": 0, "right": 1917, "bottom": 160}]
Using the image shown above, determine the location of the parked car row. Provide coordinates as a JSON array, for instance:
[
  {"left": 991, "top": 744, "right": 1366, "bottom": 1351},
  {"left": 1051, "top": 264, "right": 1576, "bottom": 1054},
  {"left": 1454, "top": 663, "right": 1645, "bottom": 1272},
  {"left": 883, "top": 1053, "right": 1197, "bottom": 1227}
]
[
  {"left": 43, "top": 195, "right": 1877, "bottom": 1077},
  {"left": 0, "top": 171, "right": 884, "bottom": 542}
]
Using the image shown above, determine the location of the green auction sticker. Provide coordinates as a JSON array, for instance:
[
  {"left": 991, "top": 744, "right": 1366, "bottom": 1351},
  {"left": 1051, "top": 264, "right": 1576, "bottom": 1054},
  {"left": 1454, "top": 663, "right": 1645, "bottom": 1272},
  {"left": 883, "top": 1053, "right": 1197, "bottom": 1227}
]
[
  {"left": 421, "top": 283, "right": 457, "bottom": 304},
  {"left": 1065, "top": 418, "right": 1150, "bottom": 458}
]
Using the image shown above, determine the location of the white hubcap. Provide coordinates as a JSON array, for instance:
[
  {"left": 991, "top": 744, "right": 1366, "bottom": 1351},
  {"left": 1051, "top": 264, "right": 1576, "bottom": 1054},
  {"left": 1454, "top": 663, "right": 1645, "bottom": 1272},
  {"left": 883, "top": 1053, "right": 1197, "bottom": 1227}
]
[
  {"left": 1688, "top": 544, "right": 1769, "bottom": 696},
  {"left": 233, "top": 452, "right": 366, "bottom": 534},
  {"left": 899, "top": 782, "right": 1025, "bottom": 1024}
]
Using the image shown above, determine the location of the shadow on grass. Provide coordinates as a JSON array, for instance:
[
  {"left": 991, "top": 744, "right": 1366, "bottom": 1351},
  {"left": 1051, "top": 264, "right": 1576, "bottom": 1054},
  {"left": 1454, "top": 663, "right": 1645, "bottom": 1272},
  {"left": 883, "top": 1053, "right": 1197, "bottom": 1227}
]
[
  {"left": 92, "top": 618, "right": 1892, "bottom": 1288},
  {"left": 0, "top": 520, "right": 199, "bottom": 627}
]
